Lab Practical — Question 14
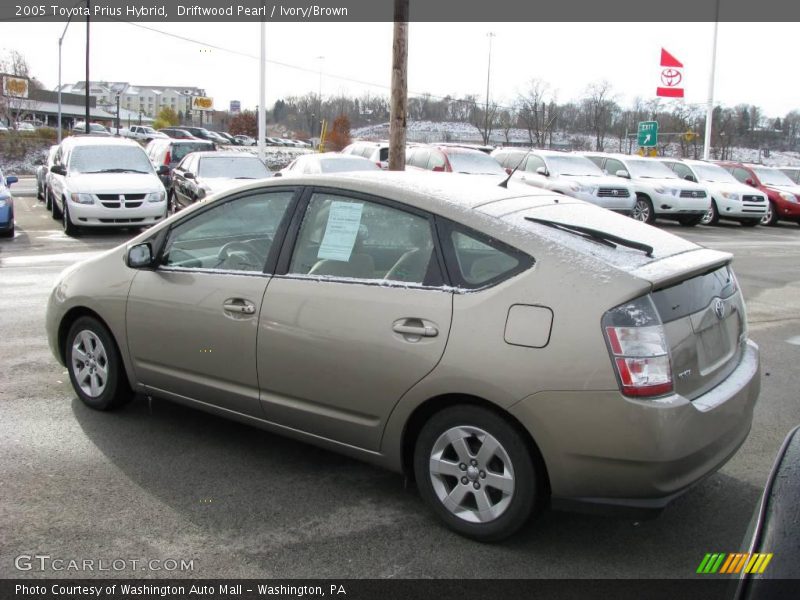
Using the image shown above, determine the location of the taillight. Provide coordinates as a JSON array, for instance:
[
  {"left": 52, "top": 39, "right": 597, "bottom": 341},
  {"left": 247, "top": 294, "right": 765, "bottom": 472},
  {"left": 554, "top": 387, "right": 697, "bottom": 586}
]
[
  {"left": 602, "top": 295, "right": 673, "bottom": 398},
  {"left": 164, "top": 151, "right": 171, "bottom": 165}
]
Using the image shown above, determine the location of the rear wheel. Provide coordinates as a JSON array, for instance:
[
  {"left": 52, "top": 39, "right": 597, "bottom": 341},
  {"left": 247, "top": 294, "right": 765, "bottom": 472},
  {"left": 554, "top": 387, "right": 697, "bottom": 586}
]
[
  {"left": 45, "top": 187, "right": 52, "bottom": 211},
  {"left": 631, "top": 195, "right": 655, "bottom": 224},
  {"left": 761, "top": 202, "right": 778, "bottom": 226},
  {"left": 700, "top": 200, "right": 719, "bottom": 225},
  {"left": 678, "top": 214, "right": 704, "bottom": 227},
  {"left": 66, "top": 316, "right": 132, "bottom": 410},
  {"left": 414, "top": 405, "right": 540, "bottom": 542}
]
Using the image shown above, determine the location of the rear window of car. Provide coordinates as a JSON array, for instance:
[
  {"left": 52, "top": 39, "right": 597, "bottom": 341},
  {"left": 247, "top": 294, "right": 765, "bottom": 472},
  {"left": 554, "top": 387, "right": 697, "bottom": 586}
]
[{"left": 172, "top": 142, "right": 213, "bottom": 162}]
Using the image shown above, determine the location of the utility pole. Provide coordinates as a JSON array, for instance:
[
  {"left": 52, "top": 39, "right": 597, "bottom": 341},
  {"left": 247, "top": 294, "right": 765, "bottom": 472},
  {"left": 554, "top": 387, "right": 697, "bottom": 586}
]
[
  {"left": 316, "top": 55, "right": 325, "bottom": 142},
  {"left": 85, "top": 0, "right": 90, "bottom": 130},
  {"left": 388, "top": 0, "right": 409, "bottom": 171},
  {"left": 258, "top": 11, "right": 266, "bottom": 162},
  {"left": 703, "top": 0, "right": 720, "bottom": 160}
]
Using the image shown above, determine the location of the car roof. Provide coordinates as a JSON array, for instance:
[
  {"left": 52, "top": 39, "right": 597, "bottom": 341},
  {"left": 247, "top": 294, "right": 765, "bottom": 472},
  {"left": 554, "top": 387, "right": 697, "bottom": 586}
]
[
  {"left": 60, "top": 136, "right": 141, "bottom": 148},
  {"left": 192, "top": 151, "right": 259, "bottom": 158}
]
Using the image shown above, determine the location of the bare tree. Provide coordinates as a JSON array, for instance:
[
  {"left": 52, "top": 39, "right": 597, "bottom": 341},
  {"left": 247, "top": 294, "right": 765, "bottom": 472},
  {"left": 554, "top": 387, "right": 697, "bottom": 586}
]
[
  {"left": 517, "top": 79, "right": 556, "bottom": 147},
  {"left": 0, "top": 50, "right": 39, "bottom": 126},
  {"left": 582, "top": 80, "right": 618, "bottom": 151},
  {"left": 470, "top": 100, "right": 498, "bottom": 145}
]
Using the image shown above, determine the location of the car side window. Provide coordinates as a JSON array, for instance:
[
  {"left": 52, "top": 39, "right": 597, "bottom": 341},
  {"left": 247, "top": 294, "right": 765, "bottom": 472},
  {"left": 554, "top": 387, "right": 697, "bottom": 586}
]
[
  {"left": 524, "top": 155, "right": 546, "bottom": 173},
  {"left": 732, "top": 168, "right": 750, "bottom": 183},
  {"left": 671, "top": 163, "right": 694, "bottom": 180},
  {"left": 161, "top": 191, "right": 294, "bottom": 273},
  {"left": 604, "top": 158, "right": 625, "bottom": 176},
  {"left": 449, "top": 230, "right": 522, "bottom": 287},
  {"left": 428, "top": 151, "right": 446, "bottom": 171},
  {"left": 289, "top": 193, "right": 438, "bottom": 285}
]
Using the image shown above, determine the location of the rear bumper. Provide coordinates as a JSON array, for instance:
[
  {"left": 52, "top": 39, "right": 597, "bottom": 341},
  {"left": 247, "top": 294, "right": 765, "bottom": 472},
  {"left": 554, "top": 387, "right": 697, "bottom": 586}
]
[{"left": 510, "top": 339, "right": 760, "bottom": 513}]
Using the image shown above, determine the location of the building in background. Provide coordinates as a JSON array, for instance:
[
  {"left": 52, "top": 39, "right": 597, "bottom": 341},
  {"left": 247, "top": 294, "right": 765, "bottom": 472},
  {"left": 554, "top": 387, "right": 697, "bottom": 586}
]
[{"left": 56, "top": 81, "right": 212, "bottom": 125}]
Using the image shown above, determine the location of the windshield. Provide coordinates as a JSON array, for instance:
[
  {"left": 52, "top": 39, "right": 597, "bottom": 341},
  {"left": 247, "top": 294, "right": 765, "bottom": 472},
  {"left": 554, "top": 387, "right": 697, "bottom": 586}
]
[
  {"left": 752, "top": 167, "right": 795, "bottom": 186},
  {"left": 319, "top": 157, "right": 380, "bottom": 173},
  {"left": 626, "top": 159, "right": 678, "bottom": 179},
  {"left": 198, "top": 156, "right": 270, "bottom": 179},
  {"left": 692, "top": 163, "right": 739, "bottom": 184},
  {"left": 545, "top": 155, "right": 604, "bottom": 177},
  {"left": 69, "top": 145, "right": 153, "bottom": 174},
  {"left": 446, "top": 151, "right": 506, "bottom": 175},
  {"left": 173, "top": 142, "right": 213, "bottom": 162}
]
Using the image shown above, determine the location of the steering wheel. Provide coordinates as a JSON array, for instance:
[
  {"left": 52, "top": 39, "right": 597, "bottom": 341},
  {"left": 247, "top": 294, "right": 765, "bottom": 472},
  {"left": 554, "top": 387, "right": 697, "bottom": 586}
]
[{"left": 216, "top": 241, "right": 263, "bottom": 271}]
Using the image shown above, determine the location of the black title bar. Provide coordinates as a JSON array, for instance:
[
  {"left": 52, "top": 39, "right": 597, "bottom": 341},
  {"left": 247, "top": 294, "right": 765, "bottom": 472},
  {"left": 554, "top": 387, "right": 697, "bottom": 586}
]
[{"left": 3, "top": 0, "right": 800, "bottom": 22}]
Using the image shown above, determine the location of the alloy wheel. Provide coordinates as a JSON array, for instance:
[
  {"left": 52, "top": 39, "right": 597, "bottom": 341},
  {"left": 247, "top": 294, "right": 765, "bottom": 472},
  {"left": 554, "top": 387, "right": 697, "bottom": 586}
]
[
  {"left": 428, "top": 425, "right": 515, "bottom": 524},
  {"left": 71, "top": 330, "right": 109, "bottom": 398},
  {"left": 760, "top": 204, "right": 774, "bottom": 226},
  {"left": 632, "top": 199, "right": 650, "bottom": 223}
]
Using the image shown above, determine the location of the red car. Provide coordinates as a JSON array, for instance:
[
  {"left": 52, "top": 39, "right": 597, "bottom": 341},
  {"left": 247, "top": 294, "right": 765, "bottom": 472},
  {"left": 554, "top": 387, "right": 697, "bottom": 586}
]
[
  {"left": 717, "top": 161, "right": 800, "bottom": 226},
  {"left": 406, "top": 145, "right": 506, "bottom": 176}
]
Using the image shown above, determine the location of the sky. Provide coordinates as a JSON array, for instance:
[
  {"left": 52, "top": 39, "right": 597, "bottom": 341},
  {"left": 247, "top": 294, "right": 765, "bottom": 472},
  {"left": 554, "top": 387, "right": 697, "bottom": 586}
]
[{"left": 0, "top": 21, "right": 797, "bottom": 118}]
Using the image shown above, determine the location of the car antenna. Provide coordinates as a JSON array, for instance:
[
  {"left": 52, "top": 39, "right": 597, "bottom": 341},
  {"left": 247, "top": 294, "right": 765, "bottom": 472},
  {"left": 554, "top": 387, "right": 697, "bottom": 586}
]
[{"left": 498, "top": 149, "right": 533, "bottom": 188}]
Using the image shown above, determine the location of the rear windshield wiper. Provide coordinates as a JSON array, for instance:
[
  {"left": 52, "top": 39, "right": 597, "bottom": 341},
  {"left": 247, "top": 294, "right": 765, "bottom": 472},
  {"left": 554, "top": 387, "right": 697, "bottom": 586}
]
[
  {"left": 84, "top": 168, "right": 149, "bottom": 174},
  {"left": 524, "top": 216, "right": 654, "bottom": 257}
]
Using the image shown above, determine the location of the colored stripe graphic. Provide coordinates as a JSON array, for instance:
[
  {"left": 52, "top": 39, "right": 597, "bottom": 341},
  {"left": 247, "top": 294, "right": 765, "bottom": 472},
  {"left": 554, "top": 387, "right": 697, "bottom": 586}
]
[{"left": 697, "top": 553, "right": 774, "bottom": 574}]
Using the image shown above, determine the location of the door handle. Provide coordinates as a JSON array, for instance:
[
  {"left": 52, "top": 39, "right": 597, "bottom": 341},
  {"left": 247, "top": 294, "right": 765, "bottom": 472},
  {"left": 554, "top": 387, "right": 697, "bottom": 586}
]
[
  {"left": 392, "top": 321, "right": 438, "bottom": 338},
  {"left": 223, "top": 299, "right": 256, "bottom": 315}
]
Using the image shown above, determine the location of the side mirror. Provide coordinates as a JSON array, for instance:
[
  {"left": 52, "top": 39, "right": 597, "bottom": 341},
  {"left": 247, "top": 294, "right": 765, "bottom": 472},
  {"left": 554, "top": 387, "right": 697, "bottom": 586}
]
[
  {"left": 615, "top": 169, "right": 630, "bottom": 179},
  {"left": 184, "top": 172, "right": 195, "bottom": 180},
  {"left": 745, "top": 178, "right": 756, "bottom": 187},
  {"left": 5, "top": 176, "right": 18, "bottom": 186},
  {"left": 156, "top": 165, "right": 170, "bottom": 176},
  {"left": 684, "top": 174, "right": 697, "bottom": 182},
  {"left": 535, "top": 166, "right": 549, "bottom": 177},
  {"left": 431, "top": 165, "right": 445, "bottom": 172},
  {"left": 50, "top": 164, "right": 67, "bottom": 176},
  {"left": 127, "top": 243, "right": 154, "bottom": 269}
]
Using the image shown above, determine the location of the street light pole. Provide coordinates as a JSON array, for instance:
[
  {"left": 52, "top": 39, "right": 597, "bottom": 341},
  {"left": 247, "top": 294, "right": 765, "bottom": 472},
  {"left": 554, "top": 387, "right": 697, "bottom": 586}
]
[
  {"left": 703, "top": 0, "right": 720, "bottom": 160},
  {"left": 484, "top": 32, "right": 495, "bottom": 146},
  {"left": 316, "top": 55, "right": 324, "bottom": 141},
  {"left": 85, "top": 0, "right": 91, "bottom": 130}
]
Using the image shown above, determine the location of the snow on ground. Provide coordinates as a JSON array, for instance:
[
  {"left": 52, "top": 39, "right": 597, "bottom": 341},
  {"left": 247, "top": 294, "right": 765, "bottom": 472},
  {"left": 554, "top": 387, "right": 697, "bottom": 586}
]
[{"left": 351, "top": 120, "right": 800, "bottom": 166}]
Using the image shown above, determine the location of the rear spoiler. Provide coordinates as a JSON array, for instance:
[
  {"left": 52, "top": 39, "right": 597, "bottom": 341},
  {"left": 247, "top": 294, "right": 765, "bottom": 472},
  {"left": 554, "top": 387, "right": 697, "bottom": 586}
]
[{"left": 631, "top": 248, "right": 733, "bottom": 290}]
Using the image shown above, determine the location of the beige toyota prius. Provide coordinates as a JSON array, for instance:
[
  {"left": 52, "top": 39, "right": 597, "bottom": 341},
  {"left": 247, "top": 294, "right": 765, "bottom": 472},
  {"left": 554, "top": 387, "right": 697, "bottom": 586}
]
[{"left": 46, "top": 171, "right": 760, "bottom": 541}]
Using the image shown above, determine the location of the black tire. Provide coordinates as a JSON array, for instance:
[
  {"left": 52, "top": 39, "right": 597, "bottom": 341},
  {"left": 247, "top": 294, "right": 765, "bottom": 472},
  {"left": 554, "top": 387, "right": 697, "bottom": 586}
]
[
  {"left": 414, "top": 405, "right": 541, "bottom": 542},
  {"left": 632, "top": 195, "right": 655, "bottom": 224},
  {"left": 51, "top": 192, "right": 62, "bottom": 220},
  {"left": 62, "top": 201, "right": 80, "bottom": 237},
  {"left": 65, "top": 316, "right": 133, "bottom": 410},
  {"left": 45, "top": 187, "right": 52, "bottom": 212},
  {"left": 1, "top": 224, "right": 13, "bottom": 238},
  {"left": 37, "top": 182, "right": 43, "bottom": 200},
  {"left": 701, "top": 200, "right": 719, "bottom": 226},
  {"left": 761, "top": 201, "right": 778, "bottom": 226},
  {"left": 740, "top": 219, "right": 760, "bottom": 227}
]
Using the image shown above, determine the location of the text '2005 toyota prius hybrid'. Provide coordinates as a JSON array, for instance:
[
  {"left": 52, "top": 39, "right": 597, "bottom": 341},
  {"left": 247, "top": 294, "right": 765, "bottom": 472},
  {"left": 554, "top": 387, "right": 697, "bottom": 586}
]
[{"left": 45, "top": 172, "right": 760, "bottom": 541}]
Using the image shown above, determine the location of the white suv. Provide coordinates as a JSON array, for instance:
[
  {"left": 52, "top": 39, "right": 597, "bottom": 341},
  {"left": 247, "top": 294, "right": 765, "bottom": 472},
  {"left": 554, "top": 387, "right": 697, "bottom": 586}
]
[
  {"left": 48, "top": 137, "right": 168, "bottom": 236},
  {"left": 581, "top": 153, "right": 711, "bottom": 225},
  {"left": 659, "top": 159, "right": 767, "bottom": 227},
  {"left": 494, "top": 149, "right": 636, "bottom": 215}
]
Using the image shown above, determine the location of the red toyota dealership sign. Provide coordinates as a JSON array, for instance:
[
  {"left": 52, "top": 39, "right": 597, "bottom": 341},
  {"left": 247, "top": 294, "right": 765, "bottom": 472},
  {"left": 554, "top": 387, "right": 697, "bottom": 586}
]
[{"left": 657, "top": 48, "right": 684, "bottom": 98}]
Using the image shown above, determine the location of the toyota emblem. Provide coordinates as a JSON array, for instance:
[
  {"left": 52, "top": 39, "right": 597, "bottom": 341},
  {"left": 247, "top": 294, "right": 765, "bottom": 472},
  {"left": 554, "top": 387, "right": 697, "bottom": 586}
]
[
  {"left": 714, "top": 298, "right": 725, "bottom": 320},
  {"left": 612, "top": 189, "right": 618, "bottom": 195}
]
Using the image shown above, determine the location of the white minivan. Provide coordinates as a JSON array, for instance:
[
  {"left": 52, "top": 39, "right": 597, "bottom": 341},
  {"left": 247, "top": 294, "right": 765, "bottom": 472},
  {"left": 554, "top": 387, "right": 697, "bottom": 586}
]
[
  {"left": 48, "top": 137, "right": 168, "bottom": 236},
  {"left": 659, "top": 159, "right": 768, "bottom": 227},
  {"left": 581, "top": 153, "right": 711, "bottom": 226}
]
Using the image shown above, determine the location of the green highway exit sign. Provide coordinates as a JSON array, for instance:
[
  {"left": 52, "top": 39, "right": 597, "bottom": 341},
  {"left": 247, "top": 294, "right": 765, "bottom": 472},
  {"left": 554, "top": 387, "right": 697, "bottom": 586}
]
[{"left": 638, "top": 121, "right": 658, "bottom": 147}]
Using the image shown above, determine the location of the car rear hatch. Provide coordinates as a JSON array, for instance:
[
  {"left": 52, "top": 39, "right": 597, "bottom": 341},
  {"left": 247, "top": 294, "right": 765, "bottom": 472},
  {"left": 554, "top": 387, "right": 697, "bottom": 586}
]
[{"left": 497, "top": 200, "right": 746, "bottom": 401}]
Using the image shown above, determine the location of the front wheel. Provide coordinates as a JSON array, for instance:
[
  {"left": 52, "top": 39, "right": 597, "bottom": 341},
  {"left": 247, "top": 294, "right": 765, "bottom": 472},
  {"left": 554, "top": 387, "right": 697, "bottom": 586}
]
[
  {"left": 631, "top": 195, "right": 655, "bottom": 224},
  {"left": 701, "top": 200, "right": 719, "bottom": 225},
  {"left": 65, "top": 316, "right": 133, "bottom": 410},
  {"left": 63, "top": 202, "right": 80, "bottom": 237},
  {"left": 761, "top": 202, "right": 778, "bottom": 226},
  {"left": 414, "top": 405, "right": 541, "bottom": 542}
]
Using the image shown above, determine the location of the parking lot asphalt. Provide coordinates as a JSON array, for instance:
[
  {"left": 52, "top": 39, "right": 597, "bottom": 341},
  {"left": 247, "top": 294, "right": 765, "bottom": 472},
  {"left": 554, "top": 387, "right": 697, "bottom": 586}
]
[{"left": 1, "top": 178, "right": 799, "bottom": 579}]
